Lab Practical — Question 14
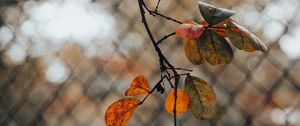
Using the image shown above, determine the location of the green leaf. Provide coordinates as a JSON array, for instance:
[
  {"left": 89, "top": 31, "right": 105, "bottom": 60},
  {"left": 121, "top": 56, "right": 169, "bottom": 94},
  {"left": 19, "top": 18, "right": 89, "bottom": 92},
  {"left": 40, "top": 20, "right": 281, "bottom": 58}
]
[
  {"left": 199, "top": 30, "right": 233, "bottom": 65},
  {"left": 198, "top": 1, "right": 236, "bottom": 26},
  {"left": 184, "top": 75, "right": 217, "bottom": 120},
  {"left": 184, "top": 38, "right": 204, "bottom": 65},
  {"left": 226, "top": 21, "right": 268, "bottom": 52}
]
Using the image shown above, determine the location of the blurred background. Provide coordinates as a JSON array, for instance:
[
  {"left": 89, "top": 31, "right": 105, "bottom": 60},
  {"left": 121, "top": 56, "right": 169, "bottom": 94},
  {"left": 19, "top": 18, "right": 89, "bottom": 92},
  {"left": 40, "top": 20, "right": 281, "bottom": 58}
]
[{"left": 0, "top": 0, "right": 300, "bottom": 125}]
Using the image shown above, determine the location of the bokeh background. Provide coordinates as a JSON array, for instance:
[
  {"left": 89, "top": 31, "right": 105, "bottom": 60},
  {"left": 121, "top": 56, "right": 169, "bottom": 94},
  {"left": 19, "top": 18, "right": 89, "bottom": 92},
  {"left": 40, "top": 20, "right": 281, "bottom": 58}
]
[{"left": 1, "top": 0, "right": 300, "bottom": 125}]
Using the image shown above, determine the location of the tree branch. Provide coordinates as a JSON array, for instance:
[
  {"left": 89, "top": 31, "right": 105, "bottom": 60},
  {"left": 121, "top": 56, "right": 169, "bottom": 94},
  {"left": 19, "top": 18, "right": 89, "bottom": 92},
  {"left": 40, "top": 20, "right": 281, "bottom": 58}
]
[
  {"left": 137, "top": 0, "right": 190, "bottom": 125},
  {"left": 154, "top": 0, "right": 161, "bottom": 12},
  {"left": 157, "top": 32, "right": 176, "bottom": 45},
  {"left": 141, "top": 1, "right": 182, "bottom": 24}
]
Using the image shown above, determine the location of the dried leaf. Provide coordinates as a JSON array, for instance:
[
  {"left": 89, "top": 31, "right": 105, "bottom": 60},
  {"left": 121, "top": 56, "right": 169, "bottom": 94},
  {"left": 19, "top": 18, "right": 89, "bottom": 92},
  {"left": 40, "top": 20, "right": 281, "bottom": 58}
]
[
  {"left": 226, "top": 21, "right": 268, "bottom": 52},
  {"left": 198, "top": 1, "right": 236, "bottom": 26},
  {"left": 199, "top": 30, "right": 233, "bottom": 65},
  {"left": 184, "top": 75, "right": 217, "bottom": 120},
  {"left": 199, "top": 21, "right": 226, "bottom": 37},
  {"left": 105, "top": 98, "right": 140, "bottom": 126},
  {"left": 176, "top": 21, "right": 205, "bottom": 39},
  {"left": 165, "top": 88, "right": 190, "bottom": 115},
  {"left": 184, "top": 38, "right": 204, "bottom": 65},
  {"left": 125, "top": 75, "right": 150, "bottom": 96}
]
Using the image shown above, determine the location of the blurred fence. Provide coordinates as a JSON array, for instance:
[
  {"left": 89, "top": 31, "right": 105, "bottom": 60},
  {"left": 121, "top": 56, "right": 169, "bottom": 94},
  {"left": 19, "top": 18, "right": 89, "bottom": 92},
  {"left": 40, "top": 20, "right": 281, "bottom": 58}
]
[{"left": 1, "top": 0, "right": 300, "bottom": 126}]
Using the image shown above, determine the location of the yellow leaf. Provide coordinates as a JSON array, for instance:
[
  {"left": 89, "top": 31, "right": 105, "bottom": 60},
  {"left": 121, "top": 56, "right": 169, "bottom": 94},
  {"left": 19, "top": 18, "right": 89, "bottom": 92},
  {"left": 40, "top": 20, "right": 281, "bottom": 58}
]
[
  {"left": 105, "top": 98, "right": 140, "bottom": 126},
  {"left": 125, "top": 75, "right": 150, "bottom": 96},
  {"left": 184, "top": 75, "right": 217, "bottom": 120},
  {"left": 165, "top": 88, "right": 190, "bottom": 115}
]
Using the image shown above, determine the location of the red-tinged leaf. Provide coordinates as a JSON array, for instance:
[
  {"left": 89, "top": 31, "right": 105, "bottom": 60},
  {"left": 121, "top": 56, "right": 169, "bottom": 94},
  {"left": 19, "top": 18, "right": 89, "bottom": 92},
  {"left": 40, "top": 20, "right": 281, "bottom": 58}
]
[
  {"left": 198, "top": 1, "right": 236, "bottom": 26},
  {"left": 208, "top": 27, "right": 226, "bottom": 37},
  {"left": 225, "top": 21, "right": 268, "bottom": 52},
  {"left": 199, "top": 30, "right": 233, "bottom": 65},
  {"left": 125, "top": 75, "right": 150, "bottom": 96},
  {"left": 176, "top": 21, "right": 205, "bottom": 39},
  {"left": 165, "top": 88, "right": 190, "bottom": 115},
  {"left": 200, "top": 20, "right": 228, "bottom": 37},
  {"left": 184, "top": 75, "right": 217, "bottom": 120},
  {"left": 183, "top": 38, "right": 204, "bottom": 65},
  {"left": 105, "top": 98, "right": 140, "bottom": 126}
]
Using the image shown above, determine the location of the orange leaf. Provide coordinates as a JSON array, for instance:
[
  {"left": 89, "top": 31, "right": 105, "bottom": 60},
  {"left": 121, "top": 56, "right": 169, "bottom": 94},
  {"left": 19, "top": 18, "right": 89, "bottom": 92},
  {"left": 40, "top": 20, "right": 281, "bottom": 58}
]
[
  {"left": 125, "top": 75, "right": 150, "bottom": 96},
  {"left": 165, "top": 88, "right": 190, "bottom": 115},
  {"left": 200, "top": 20, "right": 231, "bottom": 37},
  {"left": 176, "top": 21, "right": 205, "bottom": 39},
  {"left": 105, "top": 98, "right": 140, "bottom": 126}
]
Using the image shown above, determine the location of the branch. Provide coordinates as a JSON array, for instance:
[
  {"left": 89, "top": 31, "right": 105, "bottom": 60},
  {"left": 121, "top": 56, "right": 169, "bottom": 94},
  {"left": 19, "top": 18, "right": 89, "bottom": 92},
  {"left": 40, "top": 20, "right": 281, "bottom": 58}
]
[
  {"left": 154, "top": 0, "right": 161, "bottom": 12},
  {"left": 140, "top": 76, "right": 166, "bottom": 104},
  {"left": 137, "top": 0, "right": 190, "bottom": 125},
  {"left": 157, "top": 32, "right": 176, "bottom": 45},
  {"left": 142, "top": 1, "right": 182, "bottom": 24}
]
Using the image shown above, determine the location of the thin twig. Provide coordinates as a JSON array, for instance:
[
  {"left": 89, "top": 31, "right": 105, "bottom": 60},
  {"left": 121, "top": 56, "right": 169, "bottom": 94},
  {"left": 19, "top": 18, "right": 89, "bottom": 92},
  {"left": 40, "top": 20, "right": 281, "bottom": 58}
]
[
  {"left": 141, "top": 1, "right": 182, "bottom": 24},
  {"left": 170, "top": 67, "right": 193, "bottom": 72},
  {"left": 140, "top": 76, "right": 166, "bottom": 104},
  {"left": 154, "top": 0, "right": 161, "bottom": 12},
  {"left": 157, "top": 32, "right": 176, "bottom": 45}
]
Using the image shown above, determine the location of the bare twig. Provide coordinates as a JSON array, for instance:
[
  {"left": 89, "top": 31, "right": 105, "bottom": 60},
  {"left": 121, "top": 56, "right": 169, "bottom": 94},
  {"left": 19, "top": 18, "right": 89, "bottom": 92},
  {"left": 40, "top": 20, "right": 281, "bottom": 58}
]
[
  {"left": 157, "top": 32, "right": 176, "bottom": 45},
  {"left": 154, "top": 0, "right": 161, "bottom": 12},
  {"left": 141, "top": 1, "right": 182, "bottom": 24}
]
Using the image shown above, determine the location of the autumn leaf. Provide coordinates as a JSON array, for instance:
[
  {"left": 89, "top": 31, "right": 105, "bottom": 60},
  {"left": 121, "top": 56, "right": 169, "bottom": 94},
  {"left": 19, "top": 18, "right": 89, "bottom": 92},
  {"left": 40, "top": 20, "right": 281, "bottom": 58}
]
[
  {"left": 198, "top": 1, "right": 236, "bottom": 26},
  {"left": 184, "top": 38, "right": 204, "bottom": 65},
  {"left": 184, "top": 75, "right": 217, "bottom": 120},
  {"left": 199, "top": 20, "right": 228, "bottom": 37},
  {"left": 176, "top": 21, "right": 205, "bottom": 39},
  {"left": 105, "top": 98, "right": 141, "bottom": 126},
  {"left": 199, "top": 30, "right": 233, "bottom": 65},
  {"left": 125, "top": 75, "right": 150, "bottom": 96},
  {"left": 165, "top": 88, "right": 190, "bottom": 115},
  {"left": 225, "top": 21, "right": 268, "bottom": 52}
]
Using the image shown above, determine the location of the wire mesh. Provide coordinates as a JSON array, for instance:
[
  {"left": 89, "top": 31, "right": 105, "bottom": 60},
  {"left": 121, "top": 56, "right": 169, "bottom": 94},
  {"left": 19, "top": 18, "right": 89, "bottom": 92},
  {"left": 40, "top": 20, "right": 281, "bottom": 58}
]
[{"left": 0, "top": 0, "right": 300, "bottom": 126}]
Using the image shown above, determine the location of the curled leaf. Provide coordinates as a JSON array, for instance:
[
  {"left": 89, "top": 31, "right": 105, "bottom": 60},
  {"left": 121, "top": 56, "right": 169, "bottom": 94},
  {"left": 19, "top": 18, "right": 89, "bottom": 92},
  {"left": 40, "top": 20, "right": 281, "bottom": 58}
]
[
  {"left": 198, "top": 1, "right": 236, "bottom": 26},
  {"left": 125, "top": 75, "right": 150, "bottom": 96},
  {"left": 105, "top": 98, "right": 140, "bottom": 126},
  {"left": 165, "top": 88, "right": 190, "bottom": 115},
  {"left": 226, "top": 21, "right": 268, "bottom": 52},
  {"left": 176, "top": 21, "right": 205, "bottom": 39},
  {"left": 184, "top": 75, "right": 217, "bottom": 120},
  {"left": 199, "top": 30, "right": 233, "bottom": 65},
  {"left": 184, "top": 38, "right": 204, "bottom": 65}
]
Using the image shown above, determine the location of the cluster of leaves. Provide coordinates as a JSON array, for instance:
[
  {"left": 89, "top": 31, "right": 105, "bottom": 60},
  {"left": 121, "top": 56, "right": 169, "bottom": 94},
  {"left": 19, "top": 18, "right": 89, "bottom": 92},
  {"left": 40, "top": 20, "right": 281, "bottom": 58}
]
[
  {"left": 105, "top": 75, "right": 149, "bottom": 126},
  {"left": 105, "top": 74, "right": 216, "bottom": 126},
  {"left": 165, "top": 75, "right": 217, "bottom": 119},
  {"left": 177, "top": 2, "right": 267, "bottom": 65},
  {"left": 105, "top": 1, "right": 268, "bottom": 126}
]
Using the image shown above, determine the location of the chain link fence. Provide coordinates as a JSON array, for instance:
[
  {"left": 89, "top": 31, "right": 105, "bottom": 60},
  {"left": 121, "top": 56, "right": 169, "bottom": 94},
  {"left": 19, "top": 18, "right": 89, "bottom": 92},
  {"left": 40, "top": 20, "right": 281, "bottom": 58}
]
[{"left": 0, "top": 0, "right": 300, "bottom": 125}]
